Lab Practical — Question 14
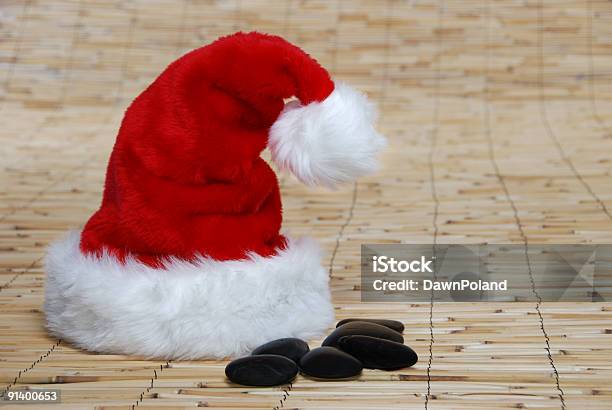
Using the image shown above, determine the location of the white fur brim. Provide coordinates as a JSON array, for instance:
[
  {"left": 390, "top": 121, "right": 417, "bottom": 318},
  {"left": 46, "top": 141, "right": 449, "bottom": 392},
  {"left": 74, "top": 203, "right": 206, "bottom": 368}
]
[
  {"left": 44, "top": 231, "right": 334, "bottom": 360},
  {"left": 269, "top": 82, "right": 387, "bottom": 188}
]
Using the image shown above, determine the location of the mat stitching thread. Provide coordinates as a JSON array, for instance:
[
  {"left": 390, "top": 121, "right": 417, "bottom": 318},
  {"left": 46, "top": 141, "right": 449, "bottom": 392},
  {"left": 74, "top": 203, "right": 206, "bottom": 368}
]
[
  {"left": 130, "top": 361, "right": 171, "bottom": 409},
  {"left": 0, "top": 0, "right": 87, "bottom": 287},
  {"left": 2, "top": 0, "right": 119, "bottom": 174},
  {"left": 538, "top": 1, "right": 611, "bottom": 222},
  {"left": 0, "top": 5, "right": 137, "bottom": 288},
  {"left": 280, "top": 2, "right": 392, "bottom": 408},
  {"left": 0, "top": 5, "right": 137, "bottom": 224},
  {"left": 586, "top": 0, "right": 612, "bottom": 139},
  {"left": 1, "top": 1, "right": 31, "bottom": 100},
  {"left": 271, "top": 2, "right": 296, "bottom": 409},
  {"left": 125, "top": 3, "right": 191, "bottom": 407},
  {"left": 425, "top": 1, "right": 443, "bottom": 408},
  {"left": 328, "top": 0, "right": 393, "bottom": 279},
  {"left": 326, "top": 0, "right": 356, "bottom": 280},
  {"left": 328, "top": 184, "right": 358, "bottom": 278},
  {"left": 485, "top": 2, "right": 565, "bottom": 408},
  {"left": 2, "top": 0, "right": 85, "bottom": 178},
  {"left": 0, "top": 4, "right": 138, "bottom": 398},
  {"left": 0, "top": 257, "right": 42, "bottom": 292},
  {"left": 0, "top": 340, "right": 61, "bottom": 399},
  {"left": 272, "top": 382, "right": 293, "bottom": 410}
]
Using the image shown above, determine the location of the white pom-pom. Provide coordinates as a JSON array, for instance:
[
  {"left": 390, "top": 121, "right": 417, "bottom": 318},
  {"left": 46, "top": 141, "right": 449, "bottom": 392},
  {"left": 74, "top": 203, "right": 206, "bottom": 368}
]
[{"left": 268, "top": 82, "right": 387, "bottom": 188}]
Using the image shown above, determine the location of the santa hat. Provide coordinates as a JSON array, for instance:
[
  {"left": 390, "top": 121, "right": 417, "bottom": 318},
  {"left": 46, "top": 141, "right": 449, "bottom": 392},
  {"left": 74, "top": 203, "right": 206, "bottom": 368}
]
[{"left": 44, "top": 32, "right": 386, "bottom": 359}]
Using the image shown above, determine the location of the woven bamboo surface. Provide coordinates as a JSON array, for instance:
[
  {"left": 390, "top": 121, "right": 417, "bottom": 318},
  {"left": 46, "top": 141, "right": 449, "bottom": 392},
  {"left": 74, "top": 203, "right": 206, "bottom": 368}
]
[{"left": 1, "top": 0, "right": 612, "bottom": 408}]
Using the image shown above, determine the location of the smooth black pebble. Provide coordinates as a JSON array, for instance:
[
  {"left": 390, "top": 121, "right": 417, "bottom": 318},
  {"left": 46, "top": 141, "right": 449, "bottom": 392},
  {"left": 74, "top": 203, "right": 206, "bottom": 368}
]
[
  {"left": 299, "top": 347, "right": 363, "bottom": 379},
  {"left": 338, "top": 335, "right": 418, "bottom": 370},
  {"left": 322, "top": 321, "right": 404, "bottom": 347},
  {"left": 225, "top": 354, "right": 297, "bottom": 386},
  {"left": 251, "top": 338, "right": 310, "bottom": 363},
  {"left": 336, "top": 318, "right": 405, "bottom": 333}
]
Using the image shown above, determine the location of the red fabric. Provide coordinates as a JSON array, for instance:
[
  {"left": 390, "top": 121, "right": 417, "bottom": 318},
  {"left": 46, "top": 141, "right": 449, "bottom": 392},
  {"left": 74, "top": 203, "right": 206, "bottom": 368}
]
[{"left": 80, "top": 32, "right": 334, "bottom": 266}]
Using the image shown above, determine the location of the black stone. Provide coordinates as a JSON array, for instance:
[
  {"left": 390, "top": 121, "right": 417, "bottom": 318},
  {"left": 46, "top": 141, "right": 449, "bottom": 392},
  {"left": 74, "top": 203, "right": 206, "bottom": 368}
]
[
  {"left": 225, "top": 354, "right": 297, "bottom": 386},
  {"left": 336, "top": 318, "right": 405, "bottom": 333},
  {"left": 323, "top": 321, "right": 404, "bottom": 347},
  {"left": 252, "top": 338, "right": 310, "bottom": 363},
  {"left": 299, "top": 347, "right": 363, "bottom": 379},
  {"left": 337, "top": 335, "right": 418, "bottom": 370}
]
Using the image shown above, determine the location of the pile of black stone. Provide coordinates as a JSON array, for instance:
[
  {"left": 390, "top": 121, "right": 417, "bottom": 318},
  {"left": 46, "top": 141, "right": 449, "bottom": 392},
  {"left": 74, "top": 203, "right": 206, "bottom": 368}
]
[{"left": 225, "top": 318, "right": 418, "bottom": 386}]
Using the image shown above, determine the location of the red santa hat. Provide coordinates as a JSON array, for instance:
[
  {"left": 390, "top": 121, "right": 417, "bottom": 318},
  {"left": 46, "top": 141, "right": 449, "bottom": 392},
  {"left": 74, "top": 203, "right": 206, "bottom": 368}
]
[{"left": 44, "top": 32, "right": 386, "bottom": 359}]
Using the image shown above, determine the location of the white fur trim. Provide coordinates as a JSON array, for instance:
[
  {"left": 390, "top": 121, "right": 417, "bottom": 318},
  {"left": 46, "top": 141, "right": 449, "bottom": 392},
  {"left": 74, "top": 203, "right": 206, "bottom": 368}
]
[
  {"left": 269, "top": 82, "right": 387, "bottom": 188},
  {"left": 44, "top": 231, "right": 334, "bottom": 360}
]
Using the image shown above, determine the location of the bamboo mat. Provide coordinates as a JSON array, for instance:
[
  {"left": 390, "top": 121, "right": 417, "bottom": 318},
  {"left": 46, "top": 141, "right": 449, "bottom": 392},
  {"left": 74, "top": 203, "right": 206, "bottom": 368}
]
[{"left": 1, "top": 0, "right": 612, "bottom": 409}]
